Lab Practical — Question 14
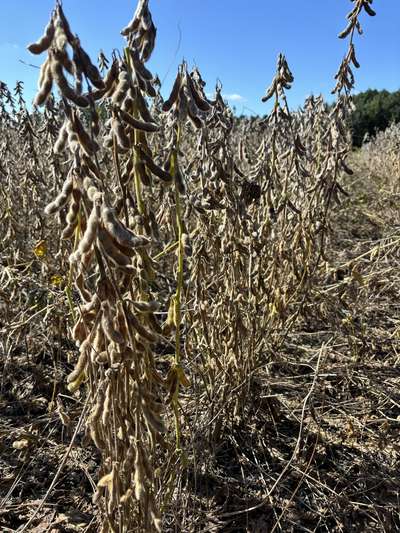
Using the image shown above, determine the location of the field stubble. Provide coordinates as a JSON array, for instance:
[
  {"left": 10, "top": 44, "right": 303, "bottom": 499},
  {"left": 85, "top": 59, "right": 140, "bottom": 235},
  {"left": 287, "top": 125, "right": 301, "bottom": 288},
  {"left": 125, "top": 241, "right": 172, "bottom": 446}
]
[{"left": 1, "top": 0, "right": 400, "bottom": 531}]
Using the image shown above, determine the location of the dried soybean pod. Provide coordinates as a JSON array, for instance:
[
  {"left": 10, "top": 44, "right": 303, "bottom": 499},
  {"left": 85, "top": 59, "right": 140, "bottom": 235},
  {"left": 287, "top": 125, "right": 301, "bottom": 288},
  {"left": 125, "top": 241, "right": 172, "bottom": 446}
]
[
  {"left": 131, "top": 54, "right": 153, "bottom": 82},
  {"left": 77, "top": 201, "right": 100, "bottom": 255},
  {"left": 262, "top": 81, "right": 277, "bottom": 102},
  {"left": 135, "top": 89, "right": 155, "bottom": 123},
  {"left": 104, "top": 59, "right": 119, "bottom": 91},
  {"left": 74, "top": 44, "right": 104, "bottom": 89},
  {"left": 127, "top": 311, "right": 159, "bottom": 343},
  {"left": 57, "top": 48, "right": 75, "bottom": 76},
  {"left": 117, "top": 108, "right": 159, "bottom": 133},
  {"left": 101, "top": 206, "right": 150, "bottom": 248},
  {"left": 349, "top": 44, "right": 360, "bottom": 68},
  {"left": 34, "top": 63, "right": 53, "bottom": 107},
  {"left": 121, "top": 95, "right": 134, "bottom": 113},
  {"left": 27, "top": 16, "right": 55, "bottom": 54},
  {"left": 112, "top": 118, "right": 131, "bottom": 150},
  {"left": 45, "top": 176, "right": 74, "bottom": 215},
  {"left": 56, "top": 3, "right": 75, "bottom": 44},
  {"left": 120, "top": 15, "right": 140, "bottom": 37},
  {"left": 187, "top": 105, "right": 202, "bottom": 129},
  {"left": 363, "top": 2, "right": 376, "bottom": 16},
  {"left": 174, "top": 165, "right": 186, "bottom": 194},
  {"left": 111, "top": 72, "right": 130, "bottom": 105},
  {"left": 136, "top": 145, "right": 173, "bottom": 183},
  {"left": 61, "top": 188, "right": 81, "bottom": 239},
  {"left": 54, "top": 122, "right": 68, "bottom": 153},
  {"left": 67, "top": 338, "right": 90, "bottom": 384},
  {"left": 72, "top": 114, "right": 100, "bottom": 155},
  {"left": 338, "top": 20, "right": 353, "bottom": 39},
  {"left": 162, "top": 70, "right": 182, "bottom": 112},
  {"left": 142, "top": 406, "right": 166, "bottom": 434},
  {"left": 136, "top": 160, "right": 152, "bottom": 186},
  {"left": 76, "top": 272, "right": 93, "bottom": 303},
  {"left": 97, "top": 227, "right": 132, "bottom": 268},
  {"left": 186, "top": 73, "right": 211, "bottom": 112},
  {"left": 101, "top": 302, "right": 126, "bottom": 345},
  {"left": 132, "top": 300, "right": 159, "bottom": 313},
  {"left": 51, "top": 53, "right": 90, "bottom": 107}
]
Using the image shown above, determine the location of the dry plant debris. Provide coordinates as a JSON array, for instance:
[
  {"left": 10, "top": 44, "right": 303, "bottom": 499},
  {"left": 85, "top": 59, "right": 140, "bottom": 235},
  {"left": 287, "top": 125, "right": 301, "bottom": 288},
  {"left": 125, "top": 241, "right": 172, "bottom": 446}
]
[{"left": 1, "top": 0, "right": 399, "bottom": 531}]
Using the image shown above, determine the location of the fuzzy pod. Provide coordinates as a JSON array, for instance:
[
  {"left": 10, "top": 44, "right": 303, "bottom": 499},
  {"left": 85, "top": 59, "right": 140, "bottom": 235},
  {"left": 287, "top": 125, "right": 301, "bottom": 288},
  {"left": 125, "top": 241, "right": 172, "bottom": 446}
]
[
  {"left": 120, "top": 15, "right": 140, "bottom": 37},
  {"left": 142, "top": 405, "right": 166, "bottom": 434},
  {"left": 45, "top": 176, "right": 74, "bottom": 215},
  {"left": 261, "top": 80, "right": 277, "bottom": 103},
  {"left": 101, "top": 206, "right": 150, "bottom": 249},
  {"left": 50, "top": 54, "right": 90, "bottom": 107},
  {"left": 132, "top": 300, "right": 159, "bottom": 313},
  {"left": 61, "top": 188, "right": 81, "bottom": 239},
  {"left": 97, "top": 227, "right": 133, "bottom": 268},
  {"left": 101, "top": 302, "right": 126, "bottom": 345},
  {"left": 130, "top": 51, "right": 153, "bottom": 81},
  {"left": 136, "top": 145, "right": 173, "bottom": 183},
  {"left": 112, "top": 118, "right": 131, "bottom": 150},
  {"left": 67, "top": 338, "right": 90, "bottom": 384},
  {"left": 34, "top": 62, "right": 53, "bottom": 107},
  {"left": 104, "top": 60, "right": 119, "bottom": 92},
  {"left": 187, "top": 104, "right": 203, "bottom": 130},
  {"left": 75, "top": 272, "right": 93, "bottom": 303},
  {"left": 73, "top": 43, "right": 104, "bottom": 89},
  {"left": 72, "top": 114, "right": 100, "bottom": 155},
  {"left": 117, "top": 108, "right": 159, "bottom": 133},
  {"left": 162, "top": 70, "right": 182, "bottom": 112},
  {"left": 111, "top": 72, "right": 130, "bottom": 105},
  {"left": 73, "top": 202, "right": 100, "bottom": 260},
  {"left": 126, "top": 311, "right": 159, "bottom": 343},
  {"left": 135, "top": 160, "right": 152, "bottom": 186},
  {"left": 174, "top": 166, "right": 186, "bottom": 194},
  {"left": 186, "top": 73, "right": 211, "bottom": 112},
  {"left": 53, "top": 122, "right": 68, "bottom": 154},
  {"left": 135, "top": 88, "right": 155, "bottom": 123},
  {"left": 27, "top": 17, "right": 55, "bottom": 54},
  {"left": 71, "top": 318, "right": 88, "bottom": 345},
  {"left": 55, "top": 4, "right": 75, "bottom": 44}
]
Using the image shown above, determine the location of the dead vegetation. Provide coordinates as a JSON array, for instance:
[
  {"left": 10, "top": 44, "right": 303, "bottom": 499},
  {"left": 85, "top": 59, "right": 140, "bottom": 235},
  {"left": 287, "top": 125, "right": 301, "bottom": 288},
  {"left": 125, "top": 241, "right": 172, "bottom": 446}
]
[{"left": 1, "top": 0, "right": 400, "bottom": 531}]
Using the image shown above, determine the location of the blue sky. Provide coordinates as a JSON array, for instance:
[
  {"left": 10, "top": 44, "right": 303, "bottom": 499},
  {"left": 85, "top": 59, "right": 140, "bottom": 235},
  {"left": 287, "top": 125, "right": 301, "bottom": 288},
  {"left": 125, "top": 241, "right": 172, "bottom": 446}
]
[{"left": 0, "top": 0, "right": 398, "bottom": 115}]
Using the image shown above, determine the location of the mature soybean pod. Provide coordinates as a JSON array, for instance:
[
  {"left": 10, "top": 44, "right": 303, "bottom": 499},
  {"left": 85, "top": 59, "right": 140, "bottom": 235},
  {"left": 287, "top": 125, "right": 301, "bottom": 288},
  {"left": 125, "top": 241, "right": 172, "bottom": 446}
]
[
  {"left": 117, "top": 108, "right": 159, "bottom": 132},
  {"left": 45, "top": 176, "right": 74, "bottom": 215},
  {"left": 101, "top": 301, "right": 126, "bottom": 345},
  {"left": 76, "top": 202, "right": 100, "bottom": 256},
  {"left": 101, "top": 206, "right": 150, "bottom": 248},
  {"left": 97, "top": 227, "right": 132, "bottom": 267},
  {"left": 27, "top": 17, "right": 55, "bottom": 54},
  {"left": 74, "top": 45, "right": 104, "bottom": 89},
  {"left": 162, "top": 70, "right": 182, "bottom": 112},
  {"left": 186, "top": 73, "right": 211, "bottom": 112},
  {"left": 136, "top": 145, "right": 173, "bottom": 183},
  {"left": 126, "top": 310, "right": 159, "bottom": 343},
  {"left": 34, "top": 64, "right": 53, "bottom": 107},
  {"left": 72, "top": 114, "right": 99, "bottom": 155},
  {"left": 112, "top": 118, "right": 131, "bottom": 150},
  {"left": 50, "top": 54, "right": 90, "bottom": 107},
  {"left": 54, "top": 122, "right": 68, "bottom": 154}
]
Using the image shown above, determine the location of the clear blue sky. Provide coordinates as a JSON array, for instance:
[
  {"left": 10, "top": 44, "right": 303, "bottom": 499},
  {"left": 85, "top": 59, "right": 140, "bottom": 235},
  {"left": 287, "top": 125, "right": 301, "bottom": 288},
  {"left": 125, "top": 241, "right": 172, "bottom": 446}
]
[{"left": 0, "top": 1, "right": 398, "bottom": 115}]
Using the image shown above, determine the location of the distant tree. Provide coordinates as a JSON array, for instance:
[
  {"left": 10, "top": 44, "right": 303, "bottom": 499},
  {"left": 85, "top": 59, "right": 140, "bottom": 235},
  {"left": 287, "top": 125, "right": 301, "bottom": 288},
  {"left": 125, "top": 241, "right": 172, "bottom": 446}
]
[{"left": 351, "top": 88, "right": 400, "bottom": 146}]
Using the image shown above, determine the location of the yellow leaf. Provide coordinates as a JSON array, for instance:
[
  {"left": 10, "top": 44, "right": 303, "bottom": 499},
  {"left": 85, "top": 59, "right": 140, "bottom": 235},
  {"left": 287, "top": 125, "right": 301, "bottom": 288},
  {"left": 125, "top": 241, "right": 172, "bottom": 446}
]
[
  {"left": 50, "top": 274, "right": 63, "bottom": 287},
  {"left": 34, "top": 240, "right": 47, "bottom": 258},
  {"left": 176, "top": 366, "right": 191, "bottom": 388}
]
